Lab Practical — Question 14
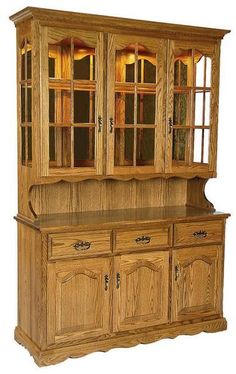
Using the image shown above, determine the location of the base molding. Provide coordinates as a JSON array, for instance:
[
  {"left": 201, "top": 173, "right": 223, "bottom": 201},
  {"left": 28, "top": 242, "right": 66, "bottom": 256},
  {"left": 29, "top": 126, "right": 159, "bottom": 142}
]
[{"left": 15, "top": 317, "right": 227, "bottom": 366}]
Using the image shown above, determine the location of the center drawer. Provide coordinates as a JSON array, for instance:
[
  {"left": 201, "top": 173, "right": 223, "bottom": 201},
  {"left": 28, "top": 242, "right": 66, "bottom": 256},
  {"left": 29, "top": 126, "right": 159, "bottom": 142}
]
[
  {"left": 114, "top": 225, "right": 172, "bottom": 252},
  {"left": 48, "top": 230, "right": 112, "bottom": 259}
]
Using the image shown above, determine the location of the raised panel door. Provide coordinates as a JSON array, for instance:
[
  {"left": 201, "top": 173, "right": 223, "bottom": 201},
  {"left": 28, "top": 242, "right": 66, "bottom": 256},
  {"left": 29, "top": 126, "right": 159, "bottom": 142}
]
[
  {"left": 113, "top": 251, "right": 169, "bottom": 331},
  {"left": 172, "top": 245, "right": 223, "bottom": 322},
  {"left": 47, "top": 258, "right": 111, "bottom": 344}
]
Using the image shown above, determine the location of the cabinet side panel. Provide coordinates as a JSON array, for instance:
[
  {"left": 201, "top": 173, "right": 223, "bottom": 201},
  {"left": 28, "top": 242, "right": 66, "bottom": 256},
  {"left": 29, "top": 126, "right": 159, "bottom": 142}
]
[
  {"left": 18, "top": 222, "right": 31, "bottom": 336},
  {"left": 17, "top": 223, "right": 44, "bottom": 347}
]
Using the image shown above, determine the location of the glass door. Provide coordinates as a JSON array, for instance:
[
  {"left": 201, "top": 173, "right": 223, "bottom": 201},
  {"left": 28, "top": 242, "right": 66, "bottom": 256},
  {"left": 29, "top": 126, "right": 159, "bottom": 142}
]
[
  {"left": 47, "top": 29, "right": 103, "bottom": 176},
  {"left": 107, "top": 34, "right": 167, "bottom": 175},
  {"left": 166, "top": 40, "right": 219, "bottom": 174},
  {"left": 20, "top": 38, "right": 32, "bottom": 167}
]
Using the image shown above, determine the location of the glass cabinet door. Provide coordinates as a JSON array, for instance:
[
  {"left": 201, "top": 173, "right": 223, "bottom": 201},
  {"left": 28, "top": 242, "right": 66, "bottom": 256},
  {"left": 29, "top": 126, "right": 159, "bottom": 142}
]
[
  {"left": 46, "top": 29, "right": 103, "bottom": 175},
  {"left": 107, "top": 34, "right": 167, "bottom": 175},
  {"left": 20, "top": 38, "right": 32, "bottom": 167},
  {"left": 166, "top": 40, "right": 219, "bottom": 174}
]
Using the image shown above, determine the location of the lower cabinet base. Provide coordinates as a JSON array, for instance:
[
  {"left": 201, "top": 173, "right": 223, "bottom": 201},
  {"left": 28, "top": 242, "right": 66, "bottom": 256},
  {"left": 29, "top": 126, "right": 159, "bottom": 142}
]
[{"left": 15, "top": 318, "right": 227, "bottom": 367}]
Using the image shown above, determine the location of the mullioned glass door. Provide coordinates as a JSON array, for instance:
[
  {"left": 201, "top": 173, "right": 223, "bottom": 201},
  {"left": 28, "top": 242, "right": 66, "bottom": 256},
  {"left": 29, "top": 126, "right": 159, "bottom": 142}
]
[
  {"left": 107, "top": 34, "right": 167, "bottom": 175},
  {"left": 47, "top": 28, "right": 103, "bottom": 176},
  {"left": 166, "top": 40, "right": 220, "bottom": 174}
]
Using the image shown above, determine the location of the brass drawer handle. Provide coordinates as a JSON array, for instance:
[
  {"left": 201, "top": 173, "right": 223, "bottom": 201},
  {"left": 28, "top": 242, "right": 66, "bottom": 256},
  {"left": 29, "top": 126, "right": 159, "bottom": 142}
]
[
  {"left": 116, "top": 273, "right": 121, "bottom": 289},
  {"left": 175, "top": 264, "right": 181, "bottom": 281},
  {"left": 193, "top": 230, "right": 208, "bottom": 239},
  {"left": 109, "top": 117, "right": 114, "bottom": 133},
  {"left": 135, "top": 235, "right": 151, "bottom": 244},
  {"left": 104, "top": 274, "right": 109, "bottom": 291},
  {"left": 98, "top": 115, "right": 103, "bottom": 132},
  {"left": 74, "top": 240, "right": 91, "bottom": 251}
]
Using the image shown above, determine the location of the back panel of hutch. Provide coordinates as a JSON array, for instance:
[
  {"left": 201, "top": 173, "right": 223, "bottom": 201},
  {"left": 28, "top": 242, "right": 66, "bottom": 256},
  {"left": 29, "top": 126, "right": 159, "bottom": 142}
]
[{"left": 10, "top": 7, "right": 230, "bottom": 366}]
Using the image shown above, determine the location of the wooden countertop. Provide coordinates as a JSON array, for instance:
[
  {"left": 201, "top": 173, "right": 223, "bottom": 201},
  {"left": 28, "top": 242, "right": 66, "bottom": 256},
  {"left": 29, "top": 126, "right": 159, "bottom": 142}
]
[{"left": 15, "top": 206, "right": 230, "bottom": 233}]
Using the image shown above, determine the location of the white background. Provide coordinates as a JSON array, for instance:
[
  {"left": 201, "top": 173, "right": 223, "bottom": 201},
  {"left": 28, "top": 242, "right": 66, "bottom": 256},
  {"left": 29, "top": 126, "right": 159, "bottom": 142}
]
[{"left": 0, "top": 0, "right": 235, "bottom": 372}]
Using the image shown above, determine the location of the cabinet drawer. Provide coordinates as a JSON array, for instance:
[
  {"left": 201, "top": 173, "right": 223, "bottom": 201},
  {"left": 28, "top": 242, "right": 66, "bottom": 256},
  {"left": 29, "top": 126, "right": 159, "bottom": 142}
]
[
  {"left": 48, "top": 230, "right": 111, "bottom": 259},
  {"left": 174, "top": 220, "right": 223, "bottom": 247},
  {"left": 114, "top": 225, "right": 172, "bottom": 252}
]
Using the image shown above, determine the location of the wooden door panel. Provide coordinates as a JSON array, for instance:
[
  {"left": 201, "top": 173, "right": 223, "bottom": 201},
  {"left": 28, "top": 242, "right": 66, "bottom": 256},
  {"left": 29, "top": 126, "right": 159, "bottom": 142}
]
[
  {"left": 113, "top": 251, "right": 169, "bottom": 332},
  {"left": 47, "top": 258, "right": 111, "bottom": 344},
  {"left": 172, "top": 245, "right": 223, "bottom": 322}
]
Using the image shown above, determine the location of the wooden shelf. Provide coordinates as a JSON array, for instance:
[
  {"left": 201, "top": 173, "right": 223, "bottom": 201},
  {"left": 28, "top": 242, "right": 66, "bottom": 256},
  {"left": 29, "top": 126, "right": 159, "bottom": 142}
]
[{"left": 16, "top": 206, "right": 230, "bottom": 232}]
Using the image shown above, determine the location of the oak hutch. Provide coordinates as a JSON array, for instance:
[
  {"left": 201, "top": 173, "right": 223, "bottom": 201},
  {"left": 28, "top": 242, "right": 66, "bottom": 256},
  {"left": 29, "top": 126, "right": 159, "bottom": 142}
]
[{"left": 10, "top": 7, "right": 230, "bottom": 366}]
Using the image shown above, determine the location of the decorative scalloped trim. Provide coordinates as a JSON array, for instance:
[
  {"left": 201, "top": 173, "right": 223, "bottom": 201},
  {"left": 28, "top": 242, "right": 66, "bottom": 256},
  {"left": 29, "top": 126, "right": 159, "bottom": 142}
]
[
  {"left": 35, "top": 172, "right": 215, "bottom": 186},
  {"left": 15, "top": 318, "right": 227, "bottom": 366}
]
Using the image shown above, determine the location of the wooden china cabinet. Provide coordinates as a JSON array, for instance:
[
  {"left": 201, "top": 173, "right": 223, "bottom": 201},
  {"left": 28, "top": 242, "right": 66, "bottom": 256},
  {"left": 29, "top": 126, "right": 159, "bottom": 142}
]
[{"left": 10, "top": 7, "right": 230, "bottom": 366}]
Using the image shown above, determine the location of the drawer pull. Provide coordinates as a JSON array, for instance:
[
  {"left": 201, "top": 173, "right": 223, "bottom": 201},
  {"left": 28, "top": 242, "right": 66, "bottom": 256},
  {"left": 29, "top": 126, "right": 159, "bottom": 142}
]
[
  {"left": 73, "top": 241, "right": 91, "bottom": 251},
  {"left": 116, "top": 273, "right": 121, "bottom": 289},
  {"left": 193, "top": 230, "right": 208, "bottom": 239},
  {"left": 175, "top": 264, "right": 181, "bottom": 281},
  {"left": 109, "top": 117, "right": 114, "bottom": 133},
  {"left": 135, "top": 235, "right": 151, "bottom": 245},
  {"left": 104, "top": 274, "right": 109, "bottom": 291},
  {"left": 98, "top": 115, "right": 103, "bottom": 132}
]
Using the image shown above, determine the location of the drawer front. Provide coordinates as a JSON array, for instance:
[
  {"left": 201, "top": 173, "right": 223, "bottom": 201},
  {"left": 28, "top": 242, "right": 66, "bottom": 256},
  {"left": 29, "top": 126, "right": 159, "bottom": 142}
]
[
  {"left": 48, "top": 230, "right": 111, "bottom": 259},
  {"left": 174, "top": 220, "right": 223, "bottom": 247},
  {"left": 114, "top": 225, "right": 172, "bottom": 252}
]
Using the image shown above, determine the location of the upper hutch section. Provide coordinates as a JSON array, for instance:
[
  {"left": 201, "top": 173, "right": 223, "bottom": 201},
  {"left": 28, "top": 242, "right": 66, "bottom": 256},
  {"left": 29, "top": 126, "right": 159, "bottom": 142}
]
[{"left": 10, "top": 7, "right": 230, "bottom": 183}]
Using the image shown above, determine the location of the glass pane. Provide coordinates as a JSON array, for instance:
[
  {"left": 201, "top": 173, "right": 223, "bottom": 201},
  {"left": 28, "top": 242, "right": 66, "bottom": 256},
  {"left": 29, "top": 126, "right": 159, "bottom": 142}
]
[
  {"left": 203, "top": 129, "right": 209, "bottom": 163},
  {"left": 61, "top": 127, "right": 71, "bottom": 167},
  {"left": 27, "top": 87, "right": 32, "bottom": 122},
  {"left": 49, "top": 127, "right": 71, "bottom": 167},
  {"left": 205, "top": 92, "right": 210, "bottom": 126},
  {"left": 21, "top": 86, "right": 25, "bottom": 123},
  {"left": 61, "top": 90, "right": 71, "bottom": 124},
  {"left": 116, "top": 46, "right": 135, "bottom": 82},
  {"left": 56, "top": 127, "right": 71, "bottom": 167},
  {"left": 137, "top": 94, "right": 155, "bottom": 124},
  {"left": 205, "top": 57, "right": 212, "bottom": 87},
  {"left": 27, "top": 49, "right": 32, "bottom": 79},
  {"left": 138, "top": 48, "right": 156, "bottom": 83},
  {"left": 126, "top": 62, "right": 135, "bottom": 83},
  {"left": 74, "top": 91, "right": 95, "bottom": 123},
  {"left": 196, "top": 55, "right": 204, "bottom": 87},
  {"left": 49, "top": 39, "right": 71, "bottom": 79},
  {"left": 21, "top": 127, "right": 26, "bottom": 164},
  {"left": 196, "top": 54, "right": 212, "bottom": 87},
  {"left": 172, "top": 129, "right": 187, "bottom": 162},
  {"left": 74, "top": 127, "right": 95, "bottom": 167},
  {"left": 27, "top": 126, "right": 32, "bottom": 162},
  {"left": 173, "top": 93, "right": 189, "bottom": 126},
  {"left": 193, "top": 129, "right": 202, "bottom": 163},
  {"left": 73, "top": 39, "right": 95, "bottom": 80},
  {"left": 21, "top": 50, "right": 25, "bottom": 80},
  {"left": 49, "top": 127, "right": 56, "bottom": 161},
  {"left": 195, "top": 91, "right": 210, "bottom": 126},
  {"left": 174, "top": 58, "right": 188, "bottom": 86},
  {"left": 49, "top": 57, "right": 55, "bottom": 78},
  {"left": 115, "top": 128, "right": 134, "bottom": 166},
  {"left": 193, "top": 128, "right": 209, "bottom": 164},
  {"left": 49, "top": 89, "right": 55, "bottom": 123},
  {"left": 136, "top": 128, "right": 155, "bottom": 165},
  {"left": 115, "top": 92, "right": 134, "bottom": 125}
]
